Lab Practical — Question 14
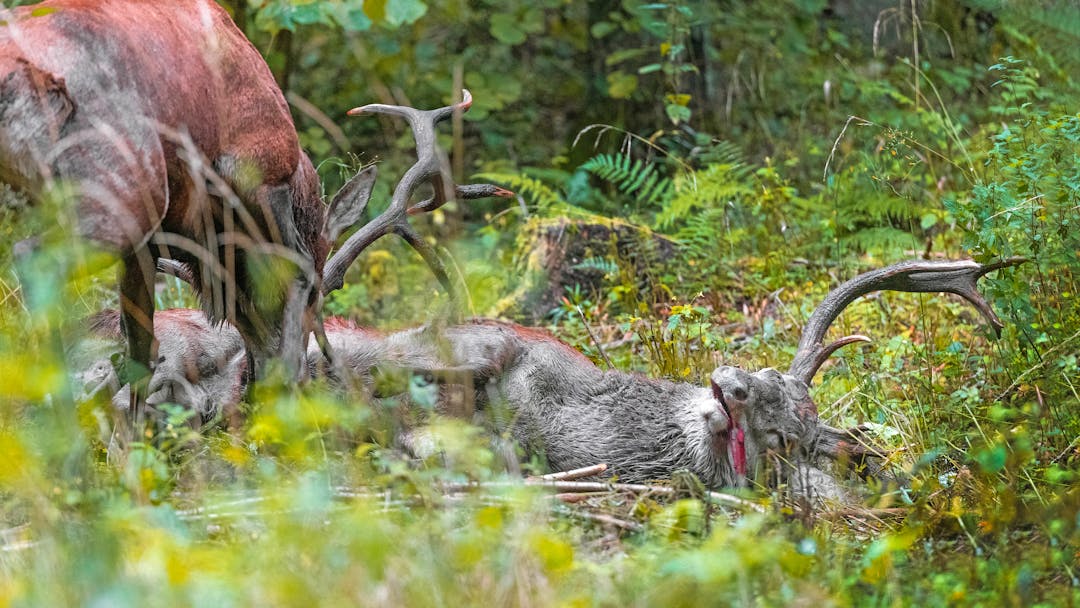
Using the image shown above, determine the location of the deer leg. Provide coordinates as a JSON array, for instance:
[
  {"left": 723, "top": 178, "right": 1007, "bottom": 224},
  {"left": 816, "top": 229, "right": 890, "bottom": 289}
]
[{"left": 119, "top": 251, "right": 158, "bottom": 430}]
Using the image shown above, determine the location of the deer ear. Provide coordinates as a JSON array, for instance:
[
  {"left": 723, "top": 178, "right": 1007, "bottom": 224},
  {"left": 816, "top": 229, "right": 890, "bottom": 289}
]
[
  {"left": 26, "top": 59, "right": 76, "bottom": 125},
  {"left": 323, "top": 164, "right": 377, "bottom": 244},
  {"left": 3, "top": 59, "right": 76, "bottom": 133}
]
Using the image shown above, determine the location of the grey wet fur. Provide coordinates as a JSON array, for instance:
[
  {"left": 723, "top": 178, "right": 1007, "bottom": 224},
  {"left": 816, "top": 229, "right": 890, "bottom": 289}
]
[
  {"left": 379, "top": 320, "right": 843, "bottom": 490},
  {"left": 75, "top": 309, "right": 247, "bottom": 425}
]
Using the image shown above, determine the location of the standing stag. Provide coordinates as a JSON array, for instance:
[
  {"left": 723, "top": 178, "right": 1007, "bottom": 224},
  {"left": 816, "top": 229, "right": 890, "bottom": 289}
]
[
  {"left": 0, "top": 0, "right": 370, "bottom": 424},
  {"left": 71, "top": 87, "right": 511, "bottom": 423}
]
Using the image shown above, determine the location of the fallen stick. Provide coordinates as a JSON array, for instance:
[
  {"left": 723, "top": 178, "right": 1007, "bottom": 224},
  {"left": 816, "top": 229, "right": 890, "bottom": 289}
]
[
  {"left": 556, "top": 507, "right": 643, "bottom": 532},
  {"left": 531, "top": 463, "right": 608, "bottom": 482},
  {"left": 440, "top": 479, "right": 766, "bottom": 513}
]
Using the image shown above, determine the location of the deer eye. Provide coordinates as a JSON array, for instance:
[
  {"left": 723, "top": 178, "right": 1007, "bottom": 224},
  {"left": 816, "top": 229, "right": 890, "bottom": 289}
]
[{"left": 196, "top": 354, "right": 219, "bottom": 376}]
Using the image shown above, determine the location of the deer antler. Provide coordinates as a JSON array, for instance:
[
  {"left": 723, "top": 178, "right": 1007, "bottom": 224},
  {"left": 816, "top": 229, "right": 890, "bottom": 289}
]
[
  {"left": 789, "top": 257, "right": 1026, "bottom": 385},
  {"left": 321, "top": 90, "right": 513, "bottom": 302}
]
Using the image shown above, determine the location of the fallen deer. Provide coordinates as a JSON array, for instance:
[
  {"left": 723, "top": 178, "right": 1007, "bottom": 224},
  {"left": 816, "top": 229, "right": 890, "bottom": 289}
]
[
  {"left": 72, "top": 308, "right": 247, "bottom": 428},
  {"left": 0, "top": 0, "right": 372, "bottom": 424},
  {"left": 382, "top": 258, "right": 1024, "bottom": 498}
]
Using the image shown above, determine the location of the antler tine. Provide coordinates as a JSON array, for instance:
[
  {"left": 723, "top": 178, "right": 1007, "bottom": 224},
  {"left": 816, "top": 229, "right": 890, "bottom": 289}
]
[
  {"left": 408, "top": 184, "right": 515, "bottom": 216},
  {"left": 323, "top": 90, "right": 478, "bottom": 297},
  {"left": 788, "top": 257, "right": 1026, "bottom": 385}
]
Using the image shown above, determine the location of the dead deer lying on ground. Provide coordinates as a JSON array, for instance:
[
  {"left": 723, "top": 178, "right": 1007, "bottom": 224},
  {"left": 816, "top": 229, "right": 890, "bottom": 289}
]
[
  {"left": 377, "top": 258, "right": 1023, "bottom": 499},
  {"left": 0, "top": 0, "right": 374, "bottom": 424}
]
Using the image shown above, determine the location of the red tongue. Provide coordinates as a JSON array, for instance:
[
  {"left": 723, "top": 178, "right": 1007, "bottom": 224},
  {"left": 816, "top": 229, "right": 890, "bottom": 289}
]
[{"left": 732, "top": 428, "right": 746, "bottom": 476}]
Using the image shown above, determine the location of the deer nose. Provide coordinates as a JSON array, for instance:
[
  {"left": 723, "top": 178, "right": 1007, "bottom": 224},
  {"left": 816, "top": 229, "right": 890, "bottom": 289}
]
[
  {"left": 697, "top": 397, "right": 731, "bottom": 438},
  {"left": 145, "top": 381, "right": 173, "bottom": 407}
]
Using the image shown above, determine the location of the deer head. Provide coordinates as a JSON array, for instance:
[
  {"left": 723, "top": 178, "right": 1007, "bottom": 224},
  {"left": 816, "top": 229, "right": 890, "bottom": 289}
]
[
  {"left": 71, "top": 309, "right": 246, "bottom": 427},
  {"left": 708, "top": 257, "right": 1026, "bottom": 487}
]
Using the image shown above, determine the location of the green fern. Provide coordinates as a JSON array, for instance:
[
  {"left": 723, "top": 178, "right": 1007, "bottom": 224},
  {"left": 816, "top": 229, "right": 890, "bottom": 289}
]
[
  {"left": 570, "top": 256, "right": 619, "bottom": 277},
  {"left": 656, "top": 163, "right": 755, "bottom": 230},
  {"left": 581, "top": 154, "right": 673, "bottom": 207},
  {"left": 839, "top": 226, "right": 921, "bottom": 256},
  {"left": 833, "top": 191, "right": 922, "bottom": 228},
  {"left": 693, "top": 139, "right": 747, "bottom": 167}
]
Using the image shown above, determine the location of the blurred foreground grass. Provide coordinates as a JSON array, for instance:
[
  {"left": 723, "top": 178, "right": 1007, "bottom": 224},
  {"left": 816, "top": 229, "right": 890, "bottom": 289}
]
[{"left": 0, "top": 237, "right": 1076, "bottom": 607}]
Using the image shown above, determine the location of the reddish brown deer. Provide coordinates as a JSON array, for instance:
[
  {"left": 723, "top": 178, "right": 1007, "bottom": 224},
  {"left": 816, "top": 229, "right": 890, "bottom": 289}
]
[
  {"left": 0, "top": 0, "right": 368, "bottom": 424},
  {"left": 70, "top": 88, "right": 510, "bottom": 430}
]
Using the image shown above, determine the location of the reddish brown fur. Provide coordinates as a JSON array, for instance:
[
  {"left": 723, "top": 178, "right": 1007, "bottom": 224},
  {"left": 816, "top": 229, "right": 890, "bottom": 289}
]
[
  {"left": 466, "top": 318, "right": 593, "bottom": 364},
  {"left": 86, "top": 308, "right": 231, "bottom": 343},
  {"left": 323, "top": 316, "right": 385, "bottom": 337}
]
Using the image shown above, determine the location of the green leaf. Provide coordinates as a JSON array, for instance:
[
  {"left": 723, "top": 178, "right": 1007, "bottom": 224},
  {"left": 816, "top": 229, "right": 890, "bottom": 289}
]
[
  {"left": 638, "top": 63, "right": 663, "bottom": 75},
  {"left": 384, "top": 0, "right": 427, "bottom": 27},
  {"left": 254, "top": 2, "right": 293, "bottom": 34},
  {"left": 605, "top": 48, "right": 648, "bottom": 67},
  {"left": 590, "top": 21, "right": 617, "bottom": 38},
  {"left": 490, "top": 13, "right": 527, "bottom": 45},
  {"left": 976, "top": 444, "right": 1008, "bottom": 474},
  {"left": 665, "top": 103, "right": 691, "bottom": 124},
  {"left": 330, "top": 3, "right": 372, "bottom": 31},
  {"left": 920, "top": 212, "right": 938, "bottom": 229},
  {"left": 606, "top": 71, "right": 639, "bottom": 99},
  {"left": 291, "top": 3, "right": 325, "bottom": 26}
]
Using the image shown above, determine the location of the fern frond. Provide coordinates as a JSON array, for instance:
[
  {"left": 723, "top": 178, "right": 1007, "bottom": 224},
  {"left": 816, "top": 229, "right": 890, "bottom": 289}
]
[
  {"left": 570, "top": 256, "right": 620, "bottom": 276},
  {"left": 582, "top": 154, "right": 674, "bottom": 205},
  {"left": 839, "top": 226, "right": 920, "bottom": 256},
  {"left": 834, "top": 192, "right": 922, "bottom": 227},
  {"left": 694, "top": 139, "right": 750, "bottom": 169},
  {"left": 656, "top": 163, "right": 756, "bottom": 230}
]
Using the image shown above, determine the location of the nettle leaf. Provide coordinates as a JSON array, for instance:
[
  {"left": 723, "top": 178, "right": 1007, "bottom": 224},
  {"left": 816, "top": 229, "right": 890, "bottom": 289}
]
[
  {"left": 384, "top": 0, "right": 427, "bottom": 27},
  {"left": 606, "top": 71, "right": 639, "bottom": 99},
  {"left": 490, "top": 13, "right": 527, "bottom": 45},
  {"left": 665, "top": 103, "right": 691, "bottom": 124}
]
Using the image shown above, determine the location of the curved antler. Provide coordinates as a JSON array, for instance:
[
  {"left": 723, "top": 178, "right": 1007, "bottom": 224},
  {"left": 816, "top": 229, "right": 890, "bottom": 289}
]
[
  {"left": 788, "top": 257, "right": 1026, "bottom": 385},
  {"left": 322, "top": 90, "right": 511, "bottom": 300}
]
